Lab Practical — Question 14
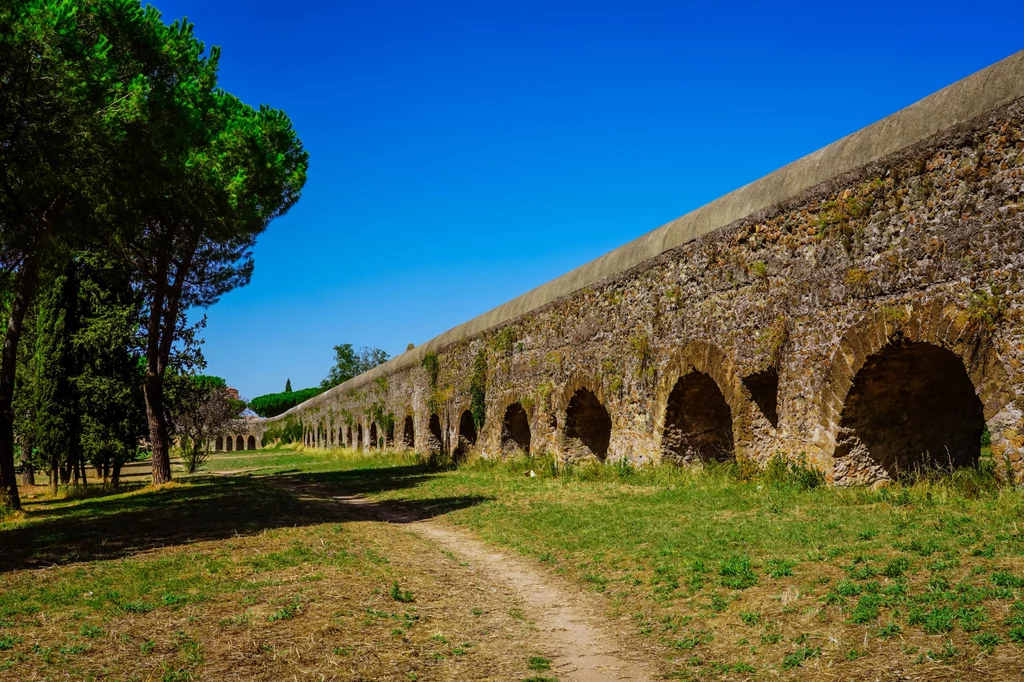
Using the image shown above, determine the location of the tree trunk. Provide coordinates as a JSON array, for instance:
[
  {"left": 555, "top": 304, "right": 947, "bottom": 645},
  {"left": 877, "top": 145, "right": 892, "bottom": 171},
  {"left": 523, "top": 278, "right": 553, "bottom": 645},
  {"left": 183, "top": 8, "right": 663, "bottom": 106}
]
[
  {"left": 49, "top": 454, "right": 57, "bottom": 495},
  {"left": 111, "top": 461, "right": 121, "bottom": 489},
  {"left": 21, "top": 463, "right": 34, "bottom": 487},
  {"left": 145, "top": 370, "right": 172, "bottom": 484},
  {"left": 0, "top": 257, "right": 39, "bottom": 511}
]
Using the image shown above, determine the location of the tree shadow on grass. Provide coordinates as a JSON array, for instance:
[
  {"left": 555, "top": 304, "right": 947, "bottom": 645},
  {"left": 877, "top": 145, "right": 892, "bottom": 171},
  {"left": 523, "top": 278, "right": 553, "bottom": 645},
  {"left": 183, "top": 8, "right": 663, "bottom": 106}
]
[{"left": 0, "top": 464, "right": 489, "bottom": 574}]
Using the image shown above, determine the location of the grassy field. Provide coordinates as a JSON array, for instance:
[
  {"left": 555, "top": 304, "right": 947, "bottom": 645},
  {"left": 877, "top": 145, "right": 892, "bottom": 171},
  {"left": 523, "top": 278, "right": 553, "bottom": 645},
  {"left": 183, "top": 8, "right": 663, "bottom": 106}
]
[
  {"left": 4, "top": 446, "right": 1024, "bottom": 680},
  {"left": 0, "top": 461, "right": 557, "bottom": 681}
]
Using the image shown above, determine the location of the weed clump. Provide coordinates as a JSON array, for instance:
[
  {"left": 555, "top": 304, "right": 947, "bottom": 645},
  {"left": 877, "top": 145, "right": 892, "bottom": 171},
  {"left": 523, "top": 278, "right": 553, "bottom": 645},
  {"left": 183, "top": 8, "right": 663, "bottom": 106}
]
[{"left": 719, "top": 555, "right": 758, "bottom": 590}]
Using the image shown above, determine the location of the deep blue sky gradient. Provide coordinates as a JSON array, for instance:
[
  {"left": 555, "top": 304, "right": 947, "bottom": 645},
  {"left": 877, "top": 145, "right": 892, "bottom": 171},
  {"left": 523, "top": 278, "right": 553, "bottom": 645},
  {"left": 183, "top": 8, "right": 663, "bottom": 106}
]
[{"left": 154, "top": 0, "right": 1024, "bottom": 400}]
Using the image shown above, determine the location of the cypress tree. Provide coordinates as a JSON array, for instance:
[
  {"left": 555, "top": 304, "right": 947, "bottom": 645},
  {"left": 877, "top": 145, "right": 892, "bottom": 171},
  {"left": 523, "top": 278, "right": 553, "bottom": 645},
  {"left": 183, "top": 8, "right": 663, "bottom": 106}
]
[
  {"left": 34, "top": 265, "right": 82, "bottom": 492},
  {"left": 285, "top": 378, "right": 292, "bottom": 393}
]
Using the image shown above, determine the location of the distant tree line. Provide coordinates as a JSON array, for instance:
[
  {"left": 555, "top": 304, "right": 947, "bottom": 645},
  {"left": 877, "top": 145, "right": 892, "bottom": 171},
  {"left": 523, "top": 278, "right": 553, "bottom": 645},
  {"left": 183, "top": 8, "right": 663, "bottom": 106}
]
[
  {"left": 249, "top": 344, "right": 389, "bottom": 418},
  {"left": 0, "top": 1, "right": 308, "bottom": 510}
]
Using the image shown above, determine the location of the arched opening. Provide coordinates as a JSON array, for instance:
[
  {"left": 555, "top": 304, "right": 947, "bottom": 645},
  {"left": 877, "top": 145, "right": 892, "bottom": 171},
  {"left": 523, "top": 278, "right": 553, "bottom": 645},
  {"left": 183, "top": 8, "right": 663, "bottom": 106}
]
[
  {"left": 357, "top": 424, "right": 364, "bottom": 451},
  {"left": 502, "top": 403, "right": 531, "bottom": 454},
  {"left": 403, "top": 416, "right": 414, "bottom": 448},
  {"left": 428, "top": 414, "right": 444, "bottom": 453},
  {"left": 346, "top": 427, "right": 353, "bottom": 448},
  {"left": 225, "top": 435, "right": 233, "bottom": 452},
  {"left": 454, "top": 410, "right": 477, "bottom": 461},
  {"left": 386, "top": 421, "right": 395, "bottom": 447},
  {"left": 743, "top": 369, "right": 779, "bottom": 429},
  {"left": 835, "top": 341, "right": 984, "bottom": 477},
  {"left": 247, "top": 435, "right": 256, "bottom": 450},
  {"left": 663, "top": 371, "right": 734, "bottom": 463},
  {"left": 565, "top": 388, "right": 611, "bottom": 460},
  {"left": 236, "top": 435, "right": 245, "bottom": 451},
  {"left": 370, "top": 423, "right": 378, "bottom": 449},
  {"left": 215, "top": 436, "right": 223, "bottom": 451}
]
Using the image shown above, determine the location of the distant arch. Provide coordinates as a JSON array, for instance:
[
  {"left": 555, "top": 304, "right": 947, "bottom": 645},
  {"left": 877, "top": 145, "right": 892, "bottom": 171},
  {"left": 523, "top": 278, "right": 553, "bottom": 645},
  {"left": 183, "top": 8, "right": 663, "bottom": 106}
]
[
  {"left": 501, "top": 402, "right": 531, "bottom": 454},
  {"left": 247, "top": 435, "right": 256, "bottom": 450},
  {"left": 386, "top": 421, "right": 395, "bottom": 447},
  {"left": 225, "top": 435, "right": 233, "bottom": 452},
  {"left": 215, "top": 436, "right": 223, "bottom": 452},
  {"left": 357, "top": 424, "right": 364, "bottom": 451},
  {"left": 565, "top": 387, "right": 611, "bottom": 460},
  {"left": 370, "top": 423, "right": 378, "bottom": 449},
  {"left": 403, "top": 416, "right": 415, "bottom": 448},
  {"left": 346, "top": 427, "right": 353, "bottom": 449},
  {"left": 235, "top": 435, "right": 243, "bottom": 451},
  {"left": 662, "top": 371, "right": 734, "bottom": 463},
  {"left": 454, "top": 410, "right": 477, "bottom": 462}
]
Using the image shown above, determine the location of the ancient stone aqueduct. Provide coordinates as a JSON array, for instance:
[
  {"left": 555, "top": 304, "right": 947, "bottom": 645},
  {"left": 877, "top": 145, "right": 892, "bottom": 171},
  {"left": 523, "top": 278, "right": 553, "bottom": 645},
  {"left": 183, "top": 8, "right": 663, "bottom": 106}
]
[{"left": 247, "top": 51, "right": 1024, "bottom": 485}]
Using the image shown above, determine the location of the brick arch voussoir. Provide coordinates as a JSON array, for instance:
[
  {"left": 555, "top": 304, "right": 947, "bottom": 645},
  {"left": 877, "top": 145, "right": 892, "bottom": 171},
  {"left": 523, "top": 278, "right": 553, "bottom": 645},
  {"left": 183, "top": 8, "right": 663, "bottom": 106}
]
[
  {"left": 822, "top": 301, "right": 1011, "bottom": 449},
  {"left": 653, "top": 340, "right": 745, "bottom": 453},
  {"left": 554, "top": 372, "right": 613, "bottom": 424}
]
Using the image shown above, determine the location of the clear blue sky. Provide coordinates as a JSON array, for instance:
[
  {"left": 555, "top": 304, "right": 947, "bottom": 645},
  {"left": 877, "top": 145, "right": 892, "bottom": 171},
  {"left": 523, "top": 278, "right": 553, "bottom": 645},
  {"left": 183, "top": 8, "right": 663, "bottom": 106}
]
[{"left": 156, "top": 0, "right": 1024, "bottom": 401}]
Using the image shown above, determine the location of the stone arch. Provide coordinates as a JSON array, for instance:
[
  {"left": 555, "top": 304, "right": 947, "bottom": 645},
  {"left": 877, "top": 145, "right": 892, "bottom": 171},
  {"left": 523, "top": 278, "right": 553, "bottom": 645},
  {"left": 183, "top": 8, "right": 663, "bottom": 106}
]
[
  {"left": 369, "top": 423, "right": 378, "bottom": 449},
  {"left": 215, "top": 436, "right": 223, "bottom": 451},
  {"left": 403, "top": 415, "right": 415, "bottom": 448},
  {"left": 654, "top": 341, "right": 745, "bottom": 462},
  {"left": 428, "top": 414, "right": 444, "bottom": 454},
  {"left": 357, "top": 424, "right": 364, "bottom": 451},
  {"left": 346, "top": 426, "right": 353, "bottom": 448},
  {"left": 454, "top": 410, "right": 477, "bottom": 462},
  {"left": 501, "top": 402, "right": 531, "bottom": 455},
  {"left": 247, "top": 435, "right": 256, "bottom": 450},
  {"left": 385, "top": 421, "right": 395, "bottom": 447},
  {"left": 662, "top": 371, "right": 734, "bottom": 463},
  {"left": 835, "top": 341, "right": 985, "bottom": 482},
  {"left": 236, "top": 435, "right": 244, "bottom": 451},
  {"left": 564, "top": 387, "right": 612, "bottom": 461},
  {"left": 225, "top": 435, "right": 233, "bottom": 452},
  {"left": 339, "top": 427, "right": 344, "bottom": 447},
  {"left": 823, "top": 301, "right": 1012, "bottom": 483}
]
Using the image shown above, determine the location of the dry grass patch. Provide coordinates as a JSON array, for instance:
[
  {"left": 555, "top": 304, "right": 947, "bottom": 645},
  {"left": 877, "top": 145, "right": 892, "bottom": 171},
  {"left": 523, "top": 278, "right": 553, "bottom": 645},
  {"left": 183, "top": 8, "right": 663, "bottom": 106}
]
[{"left": 0, "top": 476, "right": 555, "bottom": 680}]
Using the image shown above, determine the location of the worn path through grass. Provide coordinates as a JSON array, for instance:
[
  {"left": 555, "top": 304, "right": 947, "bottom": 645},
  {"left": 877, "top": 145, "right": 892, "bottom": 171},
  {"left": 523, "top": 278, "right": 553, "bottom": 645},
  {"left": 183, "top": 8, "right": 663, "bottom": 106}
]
[
  {"left": 275, "top": 474, "right": 659, "bottom": 681},
  {"left": 198, "top": 446, "right": 1024, "bottom": 680}
]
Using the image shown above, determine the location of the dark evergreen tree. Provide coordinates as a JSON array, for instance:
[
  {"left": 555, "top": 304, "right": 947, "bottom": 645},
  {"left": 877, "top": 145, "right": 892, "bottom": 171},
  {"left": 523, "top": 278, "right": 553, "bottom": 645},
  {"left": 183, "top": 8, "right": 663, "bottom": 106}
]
[
  {"left": 74, "top": 257, "right": 147, "bottom": 487},
  {"left": 285, "top": 378, "right": 292, "bottom": 393},
  {"left": 34, "top": 265, "right": 82, "bottom": 492}
]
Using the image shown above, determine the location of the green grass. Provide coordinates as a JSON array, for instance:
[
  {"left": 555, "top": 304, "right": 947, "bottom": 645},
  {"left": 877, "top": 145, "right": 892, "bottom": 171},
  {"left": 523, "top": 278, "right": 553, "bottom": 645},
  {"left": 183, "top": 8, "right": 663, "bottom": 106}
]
[
  {"left": 204, "top": 445, "right": 1024, "bottom": 679},
  {"left": 6, "top": 444, "right": 1024, "bottom": 679}
]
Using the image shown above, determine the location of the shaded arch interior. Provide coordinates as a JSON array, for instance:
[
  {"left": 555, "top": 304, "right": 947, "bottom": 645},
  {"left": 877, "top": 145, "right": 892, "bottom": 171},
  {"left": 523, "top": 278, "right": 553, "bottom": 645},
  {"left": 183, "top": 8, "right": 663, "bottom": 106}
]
[
  {"left": 663, "top": 371, "right": 734, "bottom": 463},
  {"left": 565, "top": 387, "right": 611, "bottom": 460},
  {"left": 835, "top": 341, "right": 985, "bottom": 476},
  {"left": 403, "top": 416, "right": 414, "bottom": 447},
  {"left": 502, "top": 403, "right": 531, "bottom": 454}
]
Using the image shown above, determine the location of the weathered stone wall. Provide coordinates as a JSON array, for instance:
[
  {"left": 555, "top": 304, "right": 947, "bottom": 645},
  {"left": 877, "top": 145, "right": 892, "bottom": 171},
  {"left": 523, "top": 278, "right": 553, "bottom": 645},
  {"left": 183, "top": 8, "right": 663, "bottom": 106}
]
[{"left": 261, "top": 51, "right": 1024, "bottom": 485}]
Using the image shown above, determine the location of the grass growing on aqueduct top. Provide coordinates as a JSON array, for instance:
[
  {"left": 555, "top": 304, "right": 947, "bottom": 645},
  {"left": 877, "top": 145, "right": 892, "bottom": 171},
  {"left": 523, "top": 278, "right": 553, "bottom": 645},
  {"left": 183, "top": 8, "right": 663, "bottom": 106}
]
[{"left": 3, "top": 445, "right": 1024, "bottom": 680}]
